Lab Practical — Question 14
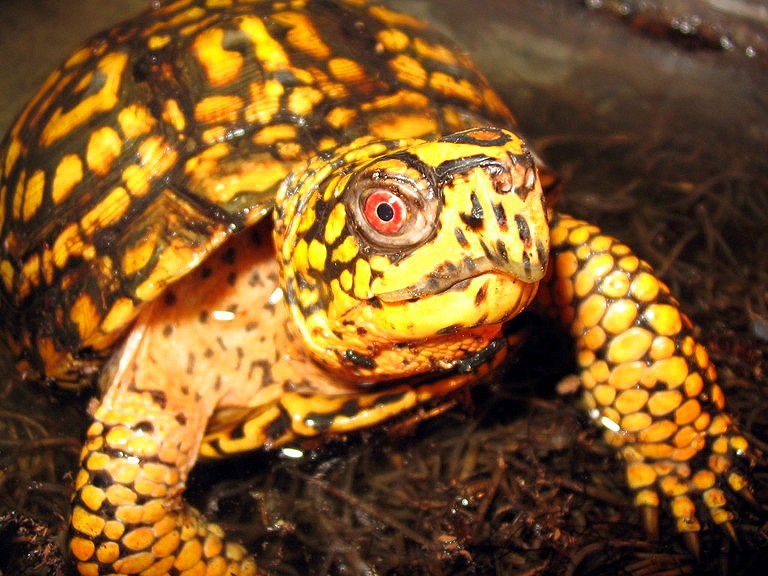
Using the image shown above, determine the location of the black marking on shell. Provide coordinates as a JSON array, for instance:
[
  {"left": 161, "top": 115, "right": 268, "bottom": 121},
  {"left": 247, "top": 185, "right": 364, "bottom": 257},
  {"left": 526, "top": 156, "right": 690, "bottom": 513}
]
[
  {"left": 496, "top": 239, "right": 509, "bottom": 263},
  {"left": 265, "top": 404, "right": 292, "bottom": 442}
]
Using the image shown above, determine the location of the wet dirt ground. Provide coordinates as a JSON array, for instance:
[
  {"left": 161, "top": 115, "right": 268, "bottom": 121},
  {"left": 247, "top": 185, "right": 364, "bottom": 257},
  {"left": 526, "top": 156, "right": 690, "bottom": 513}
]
[{"left": 1, "top": 1, "right": 767, "bottom": 574}]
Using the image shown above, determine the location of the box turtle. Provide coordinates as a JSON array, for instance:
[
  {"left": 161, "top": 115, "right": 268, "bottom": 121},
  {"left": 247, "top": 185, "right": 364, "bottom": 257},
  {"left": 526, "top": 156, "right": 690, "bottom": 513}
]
[{"left": 0, "top": 0, "right": 754, "bottom": 574}]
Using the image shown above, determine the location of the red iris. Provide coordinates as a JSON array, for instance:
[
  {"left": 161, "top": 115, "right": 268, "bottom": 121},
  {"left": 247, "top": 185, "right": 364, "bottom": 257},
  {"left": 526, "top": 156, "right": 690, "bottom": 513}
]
[{"left": 363, "top": 189, "right": 408, "bottom": 234}]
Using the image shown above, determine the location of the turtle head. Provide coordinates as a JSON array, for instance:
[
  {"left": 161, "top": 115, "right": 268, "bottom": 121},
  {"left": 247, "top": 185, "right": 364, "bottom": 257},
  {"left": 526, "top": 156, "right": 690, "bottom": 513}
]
[{"left": 274, "top": 127, "right": 549, "bottom": 383}]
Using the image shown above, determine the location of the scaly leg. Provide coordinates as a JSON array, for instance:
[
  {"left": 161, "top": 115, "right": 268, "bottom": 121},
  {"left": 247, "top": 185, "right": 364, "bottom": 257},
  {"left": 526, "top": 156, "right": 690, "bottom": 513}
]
[
  {"left": 537, "top": 212, "right": 752, "bottom": 551},
  {"left": 68, "top": 326, "right": 258, "bottom": 576}
]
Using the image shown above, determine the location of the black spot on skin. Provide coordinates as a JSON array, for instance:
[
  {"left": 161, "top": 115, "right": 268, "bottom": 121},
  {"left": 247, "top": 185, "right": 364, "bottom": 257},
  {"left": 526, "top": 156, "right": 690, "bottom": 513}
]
[
  {"left": 248, "top": 270, "right": 262, "bottom": 286},
  {"left": 245, "top": 321, "right": 259, "bottom": 331},
  {"left": 186, "top": 353, "right": 195, "bottom": 375},
  {"left": 148, "top": 390, "right": 167, "bottom": 410},
  {"left": 199, "top": 310, "right": 209, "bottom": 324},
  {"left": 265, "top": 405, "right": 291, "bottom": 442},
  {"left": 221, "top": 247, "right": 237, "bottom": 265},
  {"left": 493, "top": 202, "right": 507, "bottom": 229},
  {"left": 356, "top": 326, "right": 368, "bottom": 336},
  {"left": 235, "top": 347, "right": 244, "bottom": 370},
  {"left": 343, "top": 349, "right": 376, "bottom": 369},
  {"left": 200, "top": 267, "right": 212, "bottom": 279},
  {"left": 216, "top": 336, "right": 227, "bottom": 351},
  {"left": 496, "top": 239, "right": 509, "bottom": 263},
  {"left": 204, "top": 348, "right": 214, "bottom": 358},
  {"left": 175, "top": 412, "right": 187, "bottom": 425},
  {"left": 454, "top": 227, "right": 469, "bottom": 248},
  {"left": 248, "top": 359, "right": 274, "bottom": 384},
  {"left": 135, "top": 421, "right": 154, "bottom": 433},
  {"left": 164, "top": 291, "right": 177, "bottom": 306},
  {"left": 456, "top": 338, "right": 504, "bottom": 374},
  {"left": 89, "top": 470, "right": 112, "bottom": 489},
  {"left": 162, "top": 324, "right": 173, "bottom": 338},
  {"left": 475, "top": 282, "right": 488, "bottom": 306},
  {"left": 227, "top": 271, "right": 237, "bottom": 286},
  {"left": 213, "top": 375, "right": 222, "bottom": 391},
  {"left": 460, "top": 192, "right": 484, "bottom": 230},
  {"left": 515, "top": 214, "right": 531, "bottom": 247}
]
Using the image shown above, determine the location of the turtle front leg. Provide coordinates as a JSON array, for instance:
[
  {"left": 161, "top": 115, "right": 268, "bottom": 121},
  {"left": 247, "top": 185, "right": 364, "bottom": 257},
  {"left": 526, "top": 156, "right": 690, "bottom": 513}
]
[
  {"left": 537, "top": 211, "right": 753, "bottom": 550},
  {"left": 68, "top": 330, "right": 258, "bottom": 575}
]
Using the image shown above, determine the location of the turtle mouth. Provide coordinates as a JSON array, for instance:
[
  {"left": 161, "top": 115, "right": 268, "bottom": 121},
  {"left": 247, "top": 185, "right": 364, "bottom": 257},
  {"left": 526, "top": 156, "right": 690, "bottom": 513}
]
[{"left": 374, "top": 257, "right": 518, "bottom": 303}]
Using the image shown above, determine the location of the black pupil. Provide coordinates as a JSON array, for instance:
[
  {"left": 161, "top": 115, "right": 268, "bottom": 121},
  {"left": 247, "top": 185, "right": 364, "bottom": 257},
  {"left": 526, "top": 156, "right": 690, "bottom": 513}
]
[{"left": 376, "top": 202, "right": 395, "bottom": 222}]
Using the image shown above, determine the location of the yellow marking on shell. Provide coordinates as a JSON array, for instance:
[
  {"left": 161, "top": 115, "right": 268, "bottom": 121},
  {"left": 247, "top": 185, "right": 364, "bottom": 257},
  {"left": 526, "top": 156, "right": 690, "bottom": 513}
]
[
  {"left": 328, "top": 57, "right": 367, "bottom": 83},
  {"left": 74, "top": 71, "right": 95, "bottom": 94},
  {"left": 353, "top": 258, "right": 372, "bottom": 299},
  {"left": 274, "top": 11, "right": 331, "bottom": 60},
  {"left": 413, "top": 37, "right": 458, "bottom": 65},
  {"left": 377, "top": 27, "right": 409, "bottom": 52},
  {"left": 331, "top": 235, "right": 359, "bottom": 264},
  {"left": 250, "top": 124, "right": 296, "bottom": 147},
  {"left": 22, "top": 169, "right": 45, "bottom": 222},
  {"left": 195, "top": 94, "right": 244, "bottom": 124},
  {"left": 308, "top": 239, "right": 327, "bottom": 270},
  {"left": 193, "top": 27, "right": 244, "bottom": 86},
  {"left": 369, "top": 4, "right": 427, "bottom": 28},
  {"left": 388, "top": 54, "right": 427, "bottom": 87},
  {"left": 163, "top": 99, "right": 186, "bottom": 132},
  {"left": 239, "top": 15, "right": 292, "bottom": 72},
  {"left": 369, "top": 111, "right": 439, "bottom": 139},
  {"left": 53, "top": 223, "right": 86, "bottom": 268},
  {"left": 245, "top": 78, "right": 284, "bottom": 124},
  {"left": 362, "top": 89, "right": 430, "bottom": 112},
  {"left": 12, "top": 169, "right": 26, "bottom": 221},
  {"left": 118, "top": 104, "right": 156, "bottom": 138},
  {"left": 64, "top": 46, "right": 93, "bottom": 69},
  {"left": 40, "top": 52, "right": 129, "bottom": 147},
  {"left": 134, "top": 242, "right": 205, "bottom": 302},
  {"left": 0, "top": 260, "right": 14, "bottom": 293},
  {"left": 430, "top": 71, "right": 482, "bottom": 105},
  {"left": 147, "top": 34, "right": 171, "bottom": 50},
  {"left": 287, "top": 85, "right": 324, "bottom": 117},
  {"left": 86, "top": 126, "right": 123, "bottom": 177},
  {"left": 324, "top": 203, "right": 347, "bottom": 245},
  {"left": 101, "top": 297, "right": 135, "bottom": 334},
  {"left": 71, "top": 293, "right": 101, "bottom": 342},
  {"left": 122, "top": 136, "right": 178, "bottom": 197},
  {"left": 3, "top": 137, "right": 22, "bottom": 178},
  {"left": 167, "top": 5, "right": 206, "bottom": 27},
  {"left": 18, "top": 253, "right": 41, "bottom": 300},
  {"left": 326, "top": 106, "right": 358, "bottom": 129},
  {"left": 607, "top": 327, "right": 652, "bottom": 363}
]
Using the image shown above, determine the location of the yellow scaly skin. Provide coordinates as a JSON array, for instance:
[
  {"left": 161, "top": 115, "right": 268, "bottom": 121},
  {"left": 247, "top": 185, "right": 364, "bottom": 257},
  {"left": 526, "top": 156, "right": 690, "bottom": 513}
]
[{"left": 0, "top": 0, "right": 754, "bottom": 574}]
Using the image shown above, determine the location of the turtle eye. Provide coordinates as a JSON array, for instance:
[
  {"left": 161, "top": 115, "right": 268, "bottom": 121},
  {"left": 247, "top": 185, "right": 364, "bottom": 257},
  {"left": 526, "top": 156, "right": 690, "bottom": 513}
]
[{"left": 363, "top": 189, "right": 408, "bottom": 234}]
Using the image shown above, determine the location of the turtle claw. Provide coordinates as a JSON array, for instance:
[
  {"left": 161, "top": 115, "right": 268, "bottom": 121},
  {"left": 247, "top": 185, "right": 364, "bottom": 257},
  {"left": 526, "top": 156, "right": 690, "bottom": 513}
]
[
  {"left": 640, "top": 505, "right": 660, "bottom": 542},
  {"left": 682, "top": 531, "right": 701, "bottom": 560},
  {"left": 737, "top": 485, "right": 758, "bottom": 508}
]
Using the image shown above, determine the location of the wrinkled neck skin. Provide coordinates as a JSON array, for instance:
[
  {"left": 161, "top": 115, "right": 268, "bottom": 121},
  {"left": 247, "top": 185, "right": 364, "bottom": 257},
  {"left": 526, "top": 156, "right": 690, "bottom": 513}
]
[{"left": 274, "top": 128, "right": 550, "bottom": 386}]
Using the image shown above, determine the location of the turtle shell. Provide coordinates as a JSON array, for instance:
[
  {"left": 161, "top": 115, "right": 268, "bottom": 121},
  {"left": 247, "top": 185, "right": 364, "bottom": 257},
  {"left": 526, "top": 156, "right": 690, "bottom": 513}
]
[{"left": 0, "top": 0, "right": 530, "bottom": 383}]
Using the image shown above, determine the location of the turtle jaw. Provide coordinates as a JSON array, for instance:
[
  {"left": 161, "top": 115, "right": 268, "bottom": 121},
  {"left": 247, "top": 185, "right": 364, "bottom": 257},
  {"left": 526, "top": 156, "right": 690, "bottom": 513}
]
[
  {"left": 374, "top": 254, "right": 544, "bottom": 304},
  {"left": 366, "top": 269, "right": 540, "bottom": 342}
]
